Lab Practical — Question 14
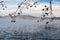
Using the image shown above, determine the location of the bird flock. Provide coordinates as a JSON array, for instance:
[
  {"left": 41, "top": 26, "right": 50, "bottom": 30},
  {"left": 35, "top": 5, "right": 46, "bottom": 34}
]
[{"left": 0, "top": 0, "right": 54, "bottom": 23}]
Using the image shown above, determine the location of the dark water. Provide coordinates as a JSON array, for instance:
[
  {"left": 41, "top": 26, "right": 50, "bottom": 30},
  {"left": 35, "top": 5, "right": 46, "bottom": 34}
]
[{"left": 0, "top": 17, "right": 60, "bottom": 40}]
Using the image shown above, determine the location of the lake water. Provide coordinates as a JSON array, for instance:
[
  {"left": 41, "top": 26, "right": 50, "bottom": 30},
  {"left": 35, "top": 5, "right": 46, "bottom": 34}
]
[{"left": 0, "top": 17, "right": 60, "bottom": 40}]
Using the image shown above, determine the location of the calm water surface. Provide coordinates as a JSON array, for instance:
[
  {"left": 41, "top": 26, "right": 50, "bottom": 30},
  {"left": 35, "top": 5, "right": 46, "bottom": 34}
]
[{"left": 0, "top": 17, "right": 60, "bottom": 40}]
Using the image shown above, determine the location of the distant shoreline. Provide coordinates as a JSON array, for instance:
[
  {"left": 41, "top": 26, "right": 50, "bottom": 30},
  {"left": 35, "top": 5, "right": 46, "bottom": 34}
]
[{"left": 0, "top": 15, "right": 60, "bottom": 19}]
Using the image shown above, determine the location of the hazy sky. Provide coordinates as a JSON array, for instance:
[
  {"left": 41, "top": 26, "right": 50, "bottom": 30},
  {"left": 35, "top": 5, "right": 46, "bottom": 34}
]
[{"left": 0, "top": 0, "right": 60, "bottom": 17}]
